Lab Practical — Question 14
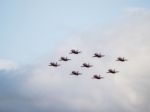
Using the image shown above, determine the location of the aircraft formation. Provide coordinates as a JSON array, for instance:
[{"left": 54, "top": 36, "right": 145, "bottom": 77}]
[{"left": 48, "top": 49, "right": 127, "bottom": 80}]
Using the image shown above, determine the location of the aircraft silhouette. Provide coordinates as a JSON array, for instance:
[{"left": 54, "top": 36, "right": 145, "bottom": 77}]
[
  {"left": 116, "top": 57, "right": 127, "bottom": 62},
  {"left": 71, "top": 71, "right": 81, "bottom": 76},
  {"left": 69, "top": 49, "right": 81, "bottom": 54},
  {"left": 93, "top": 53, "right": 105, "bottom": 58},
  {"left": 59, "top": 57, "right": 71, "bottom": 61},
  {"left": 48, "top": 62, "right": 60, "bottom": 67},
  {"left": 81, "top": 63, "right": 93, "bottom": 68},
  {"left": 107, "top": 69, "right": 118, "bottom": 74},
  {"left": 92, "top": 75, "right": 104, "bottom": 79}
]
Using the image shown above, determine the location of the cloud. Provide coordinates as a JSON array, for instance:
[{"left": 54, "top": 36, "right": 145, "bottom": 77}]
[
  {"left": 0, "top": 59, "right": 18, "bottom": 71},
  {"left": 0, "top": 8, "right": 150, "bottom": 112}
]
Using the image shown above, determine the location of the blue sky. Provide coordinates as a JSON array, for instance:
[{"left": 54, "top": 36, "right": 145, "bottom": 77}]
[
  {"left": 0, "top": 0, "right": 150, "bottom": 64},
  {"left": 0, "top": 1, "right": 150, "bottom": 112}
]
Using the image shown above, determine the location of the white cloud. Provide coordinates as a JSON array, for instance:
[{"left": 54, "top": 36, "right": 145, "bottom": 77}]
[
  {"left": 0, "top": 8, "right": 150, "bottom": 112},
  {"left": 0, "top": 59, "right": 18, "bottom": 71}
]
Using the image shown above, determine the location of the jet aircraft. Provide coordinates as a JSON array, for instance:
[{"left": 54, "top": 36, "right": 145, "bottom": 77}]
[
  {"left": 107, "top": 69, "right": 118, "bottom": 74},
  {"left": 69, "top": 49, "right": 81, "bottom": 54},
  {"left": 59, "top": 57, "right": 71, "bottom": 61},
  {"left": 116, "top": 57, "right": 127, "bottom": 62},
  {"left": 71, "top": 71, "right": 81, "bottom": 76},
  {"left": 92, "top": 75, "right": 104, "bottom": 79},
  {"left": 93, "top": 53, "right": 105, "bottom": 58},
  {"left": 48, "top": 62, "right": 60, "bottom": 67},
  {"left": 81, "top": 63, "right": 93, "bottom": 68}
]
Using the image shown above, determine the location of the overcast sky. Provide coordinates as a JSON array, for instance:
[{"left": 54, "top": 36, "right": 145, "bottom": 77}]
[{"left": 0, "top": 0, "right": 150, "bottom": 112}]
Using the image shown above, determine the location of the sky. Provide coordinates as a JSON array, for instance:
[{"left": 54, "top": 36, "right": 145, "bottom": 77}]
[
  {"left": 0, "top": 0, "right": 150, "bottom": 64},
  {"left": 0, "top": 0, "right": 150, "bottom": 112}
]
